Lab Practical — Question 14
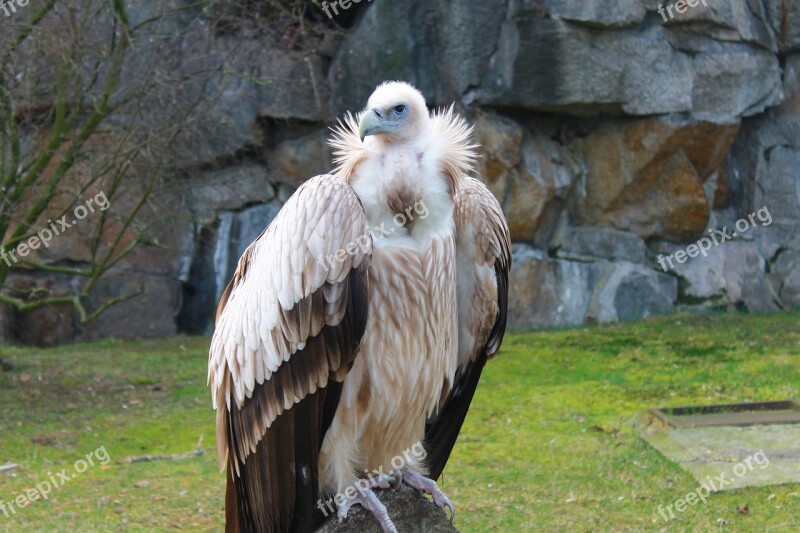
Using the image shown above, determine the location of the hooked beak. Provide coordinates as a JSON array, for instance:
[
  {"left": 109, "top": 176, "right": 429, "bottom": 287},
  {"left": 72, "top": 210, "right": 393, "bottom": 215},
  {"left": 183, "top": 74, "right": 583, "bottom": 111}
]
[{"left": 358, "top": 109, "right": 390, "bottom": 141}]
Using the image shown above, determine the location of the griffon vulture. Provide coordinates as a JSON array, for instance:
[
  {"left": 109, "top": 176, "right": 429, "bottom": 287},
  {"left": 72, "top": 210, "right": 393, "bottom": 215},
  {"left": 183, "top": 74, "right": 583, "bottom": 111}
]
[{"left": 209, "top": 81, "right": 511, "bottom": 532}]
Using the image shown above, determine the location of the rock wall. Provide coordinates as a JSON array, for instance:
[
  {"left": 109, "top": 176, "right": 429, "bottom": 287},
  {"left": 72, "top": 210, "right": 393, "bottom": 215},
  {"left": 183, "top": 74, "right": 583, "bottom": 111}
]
[{"left": 6, "top": 0, "right": 800, "bottom": 344}]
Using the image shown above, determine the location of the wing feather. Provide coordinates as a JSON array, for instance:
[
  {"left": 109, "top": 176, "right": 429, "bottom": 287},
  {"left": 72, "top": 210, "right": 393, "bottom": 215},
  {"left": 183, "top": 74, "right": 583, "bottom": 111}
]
[
  {"left": 209, "top": 174, "right": 371, "bottom": 532},
  {"left": 424, "top": 176, "right": 511, "bottom": 480}
]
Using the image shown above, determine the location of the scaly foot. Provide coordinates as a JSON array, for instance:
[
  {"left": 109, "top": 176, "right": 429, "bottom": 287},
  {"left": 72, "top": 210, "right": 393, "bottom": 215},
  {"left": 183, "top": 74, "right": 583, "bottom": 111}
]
[
  {"left": 336, "top": 474, "right": 398, "bottom": 533},
  {"left": 396, "top": 468, "right": 455, "bottom": 521}
]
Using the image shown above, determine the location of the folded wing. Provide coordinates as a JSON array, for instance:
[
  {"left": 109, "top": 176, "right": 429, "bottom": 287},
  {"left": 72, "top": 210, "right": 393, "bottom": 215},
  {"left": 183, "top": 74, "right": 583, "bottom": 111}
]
[
  {"left": 208, "top": 174, "right": 371, "bottom": 532},
  {"left": 424, "top": 176, "right": 511, "bottom": 480}
]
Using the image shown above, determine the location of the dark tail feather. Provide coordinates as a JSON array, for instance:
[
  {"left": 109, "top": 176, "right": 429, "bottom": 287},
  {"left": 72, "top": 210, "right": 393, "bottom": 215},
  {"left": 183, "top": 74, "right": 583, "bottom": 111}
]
[
  {"left": 226, "top": 411, "right": 291, "bottom": 533},
  {"left": 424, "top": 358, "right": 487, "bottom": 480},
  {"left": 223, "top": 269, "right": 367, "bottom": 532},
  {"left": 226, "top": 467, "right": 241, "bottom": 533},
  {"left": 225, "top": 387, "right": 340, "bottom": 533}
]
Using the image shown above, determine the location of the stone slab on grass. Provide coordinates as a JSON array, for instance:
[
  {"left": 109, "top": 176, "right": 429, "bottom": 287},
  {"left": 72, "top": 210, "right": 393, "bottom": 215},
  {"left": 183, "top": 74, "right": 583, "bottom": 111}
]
[{"left": 638, "top": 412, "right": 800, "bottom": 490}]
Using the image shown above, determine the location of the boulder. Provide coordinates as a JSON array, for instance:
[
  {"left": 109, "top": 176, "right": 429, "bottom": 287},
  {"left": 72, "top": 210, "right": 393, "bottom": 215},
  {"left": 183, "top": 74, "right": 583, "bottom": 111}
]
[
  {"left": 571, "top": 117, "right": 738, "bottom": 241},
  {"left": 765, "top": 0, "right": 800, "bottom": 53},
  {"left": 777, "top": 53, "right": 800, "bottom": 117},
  {"left": 650, "top": 0, "right": 777, "bottom": 51},
  {"left": 535, "top": 0, "right": 646, "bottom": 28},
  {"left": 587, "top": 262, "right": 678, "bottom": 323},
  {"left": 476, "top": 20, "right": 695, "bottom": 116},
  {"left": 509, "top": 245, "right": 677, "bottom": 328},
  {"left": 768, "top": 228, "right": 800, "bottom": 309},
  {"left": 473, "top": 111, "right": 579, "bottom": 244},
  {"left": 82, "top": 273, "right": 181, "bottom": 341},
  {"left": 771, "top": 248, "right": 800, "bottom": 308},
  {"left": 188, "top": 164, "right": 276, "bottom": 221},
  {"left": 506, "top": 135, "right": 580, "bottom": 244},
  {"left": 751, "top": 145, "right": 800, "bottom": 220},
  {"left": 264, "top": 128, "right": 334, "bottom": 186},
  {"left": 317, "top": 482, "right": 457, "bottom": 532},
  {"left": 690, "top": 48, "right": 784, "bottom": 122},
  {"left": 5, "top": 276, "right": 76, "bottom": 348},
  {"left": 178, "top": 35, "right": 329, "bottom": 163},
  {"left": 509, "top": 245, "right": 605, "bottom": 329},
  {"left": 663, "top": 240, "right": 781, "bottom": 311},
  {"left": 726, "top": 62, "right": 800, "bottom": 266},
  {"left": 328, "top": 0, "right": 506, "bottom": 114},
  {"left": 5, "top": 268, "right": 182, "bottom": 346},
  {"left": 749, "top": 220, "right": 799, "bottom": 261},
  {"left": 472, "top": 110, "right": 524, "bottom": 205},
  {"left": 553, "top": 226, "right": 648, "bottom": 263},
  {"left": 5, "top": 0, "right": 800, "bottom": 344}
]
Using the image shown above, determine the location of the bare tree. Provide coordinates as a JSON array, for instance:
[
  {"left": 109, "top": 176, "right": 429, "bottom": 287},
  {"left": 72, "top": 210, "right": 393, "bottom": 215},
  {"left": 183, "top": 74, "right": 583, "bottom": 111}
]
[
  {"left": 0, "top": 0, "right": 223, "bottom": 329},
  {"left": 0, "top": 0, "right": 350, "bottom": 352}
]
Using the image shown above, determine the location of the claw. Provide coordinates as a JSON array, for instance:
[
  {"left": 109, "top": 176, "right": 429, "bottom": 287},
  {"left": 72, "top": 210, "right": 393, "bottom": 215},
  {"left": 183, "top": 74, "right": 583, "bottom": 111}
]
[
  {"left": 397, "top": 468, "right": 456, "bottom": 521},
  {"left": 370, "top": 472, "right": 399, "bottom": 490},
  {"left": 337, "top": 485, "right": 398, "bottom": 533}
]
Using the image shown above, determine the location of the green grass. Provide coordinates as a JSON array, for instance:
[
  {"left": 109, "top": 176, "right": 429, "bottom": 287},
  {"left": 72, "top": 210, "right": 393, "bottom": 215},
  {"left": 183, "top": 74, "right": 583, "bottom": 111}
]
[{"left": 1, "top": 312, "right": 799, "bottom": 531}]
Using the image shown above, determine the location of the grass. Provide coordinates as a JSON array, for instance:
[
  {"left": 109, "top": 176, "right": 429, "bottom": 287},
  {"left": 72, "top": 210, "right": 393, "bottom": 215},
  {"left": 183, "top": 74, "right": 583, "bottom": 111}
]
[{"left": 0, "top": 311, "right": 799, "bottom": 531}]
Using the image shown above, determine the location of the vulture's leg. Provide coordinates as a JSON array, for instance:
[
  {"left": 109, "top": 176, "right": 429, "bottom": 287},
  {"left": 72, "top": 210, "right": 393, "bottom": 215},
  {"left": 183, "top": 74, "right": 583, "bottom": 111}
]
[
  {"left": 336, "top": 475, "right": 399, "bottom": 533},
  {"left": 397, "top": 468, "right": 455, "bottom": 521}
]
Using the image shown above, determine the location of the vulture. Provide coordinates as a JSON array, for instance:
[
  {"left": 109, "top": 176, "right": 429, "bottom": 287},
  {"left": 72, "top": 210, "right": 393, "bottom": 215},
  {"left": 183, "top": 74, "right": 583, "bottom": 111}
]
[{"left": 208, "top": 81, "right": 511, "bottom": 533}]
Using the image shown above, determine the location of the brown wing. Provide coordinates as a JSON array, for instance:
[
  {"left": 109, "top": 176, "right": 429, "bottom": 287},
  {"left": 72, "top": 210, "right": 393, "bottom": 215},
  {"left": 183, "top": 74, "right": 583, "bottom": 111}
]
[
  {"left": 208, "top": 175, "right": 371, "bottom": 532},
  {"left": 424, "top": 176, "right": 511, "bottom": 480}
]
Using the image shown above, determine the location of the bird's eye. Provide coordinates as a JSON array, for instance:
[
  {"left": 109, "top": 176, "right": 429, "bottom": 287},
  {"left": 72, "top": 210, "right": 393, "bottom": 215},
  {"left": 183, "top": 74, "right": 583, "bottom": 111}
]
[{"left": 393, "top": 104, "right": 407, "bottom": 116}]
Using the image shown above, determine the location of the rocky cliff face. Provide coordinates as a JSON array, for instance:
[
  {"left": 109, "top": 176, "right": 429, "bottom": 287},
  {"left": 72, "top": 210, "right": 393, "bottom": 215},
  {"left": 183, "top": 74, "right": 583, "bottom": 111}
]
[{"left": 7, "top": 0, "right": 800, "bottom": 344}]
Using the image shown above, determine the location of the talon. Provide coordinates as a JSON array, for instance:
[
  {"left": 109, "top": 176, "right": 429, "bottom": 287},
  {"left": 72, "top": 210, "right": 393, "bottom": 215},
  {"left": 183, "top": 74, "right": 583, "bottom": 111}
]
[
  {"left": 389, "top": 470, "right": 403, "bottom": 490},
  {"left": 369, "top": 473, "right": 397, "bottom": 490},
  {"left": 397, "top": 468, "right": 456, "bottom": 521},
  {"left": 336, "top": 484, "right": 398, "bottom": 533}
]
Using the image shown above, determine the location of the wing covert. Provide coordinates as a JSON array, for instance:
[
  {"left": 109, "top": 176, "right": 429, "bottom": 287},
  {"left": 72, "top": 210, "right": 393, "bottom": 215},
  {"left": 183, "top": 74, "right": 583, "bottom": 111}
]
[
  {"left": 424, "top": 176, "right": 511, "bottom": 480},
  {"left": 209, "top": 173, "right": 371, "bottom": 468},
  {"left": 209, "top": 174, "right": 372, "bottom": 532}
]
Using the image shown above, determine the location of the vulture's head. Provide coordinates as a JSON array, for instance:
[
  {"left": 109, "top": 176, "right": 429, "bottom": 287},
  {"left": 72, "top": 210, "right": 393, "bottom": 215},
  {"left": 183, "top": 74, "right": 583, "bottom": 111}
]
[{"left": 358, "top": 81, "right": 429, "bottom": 142}]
